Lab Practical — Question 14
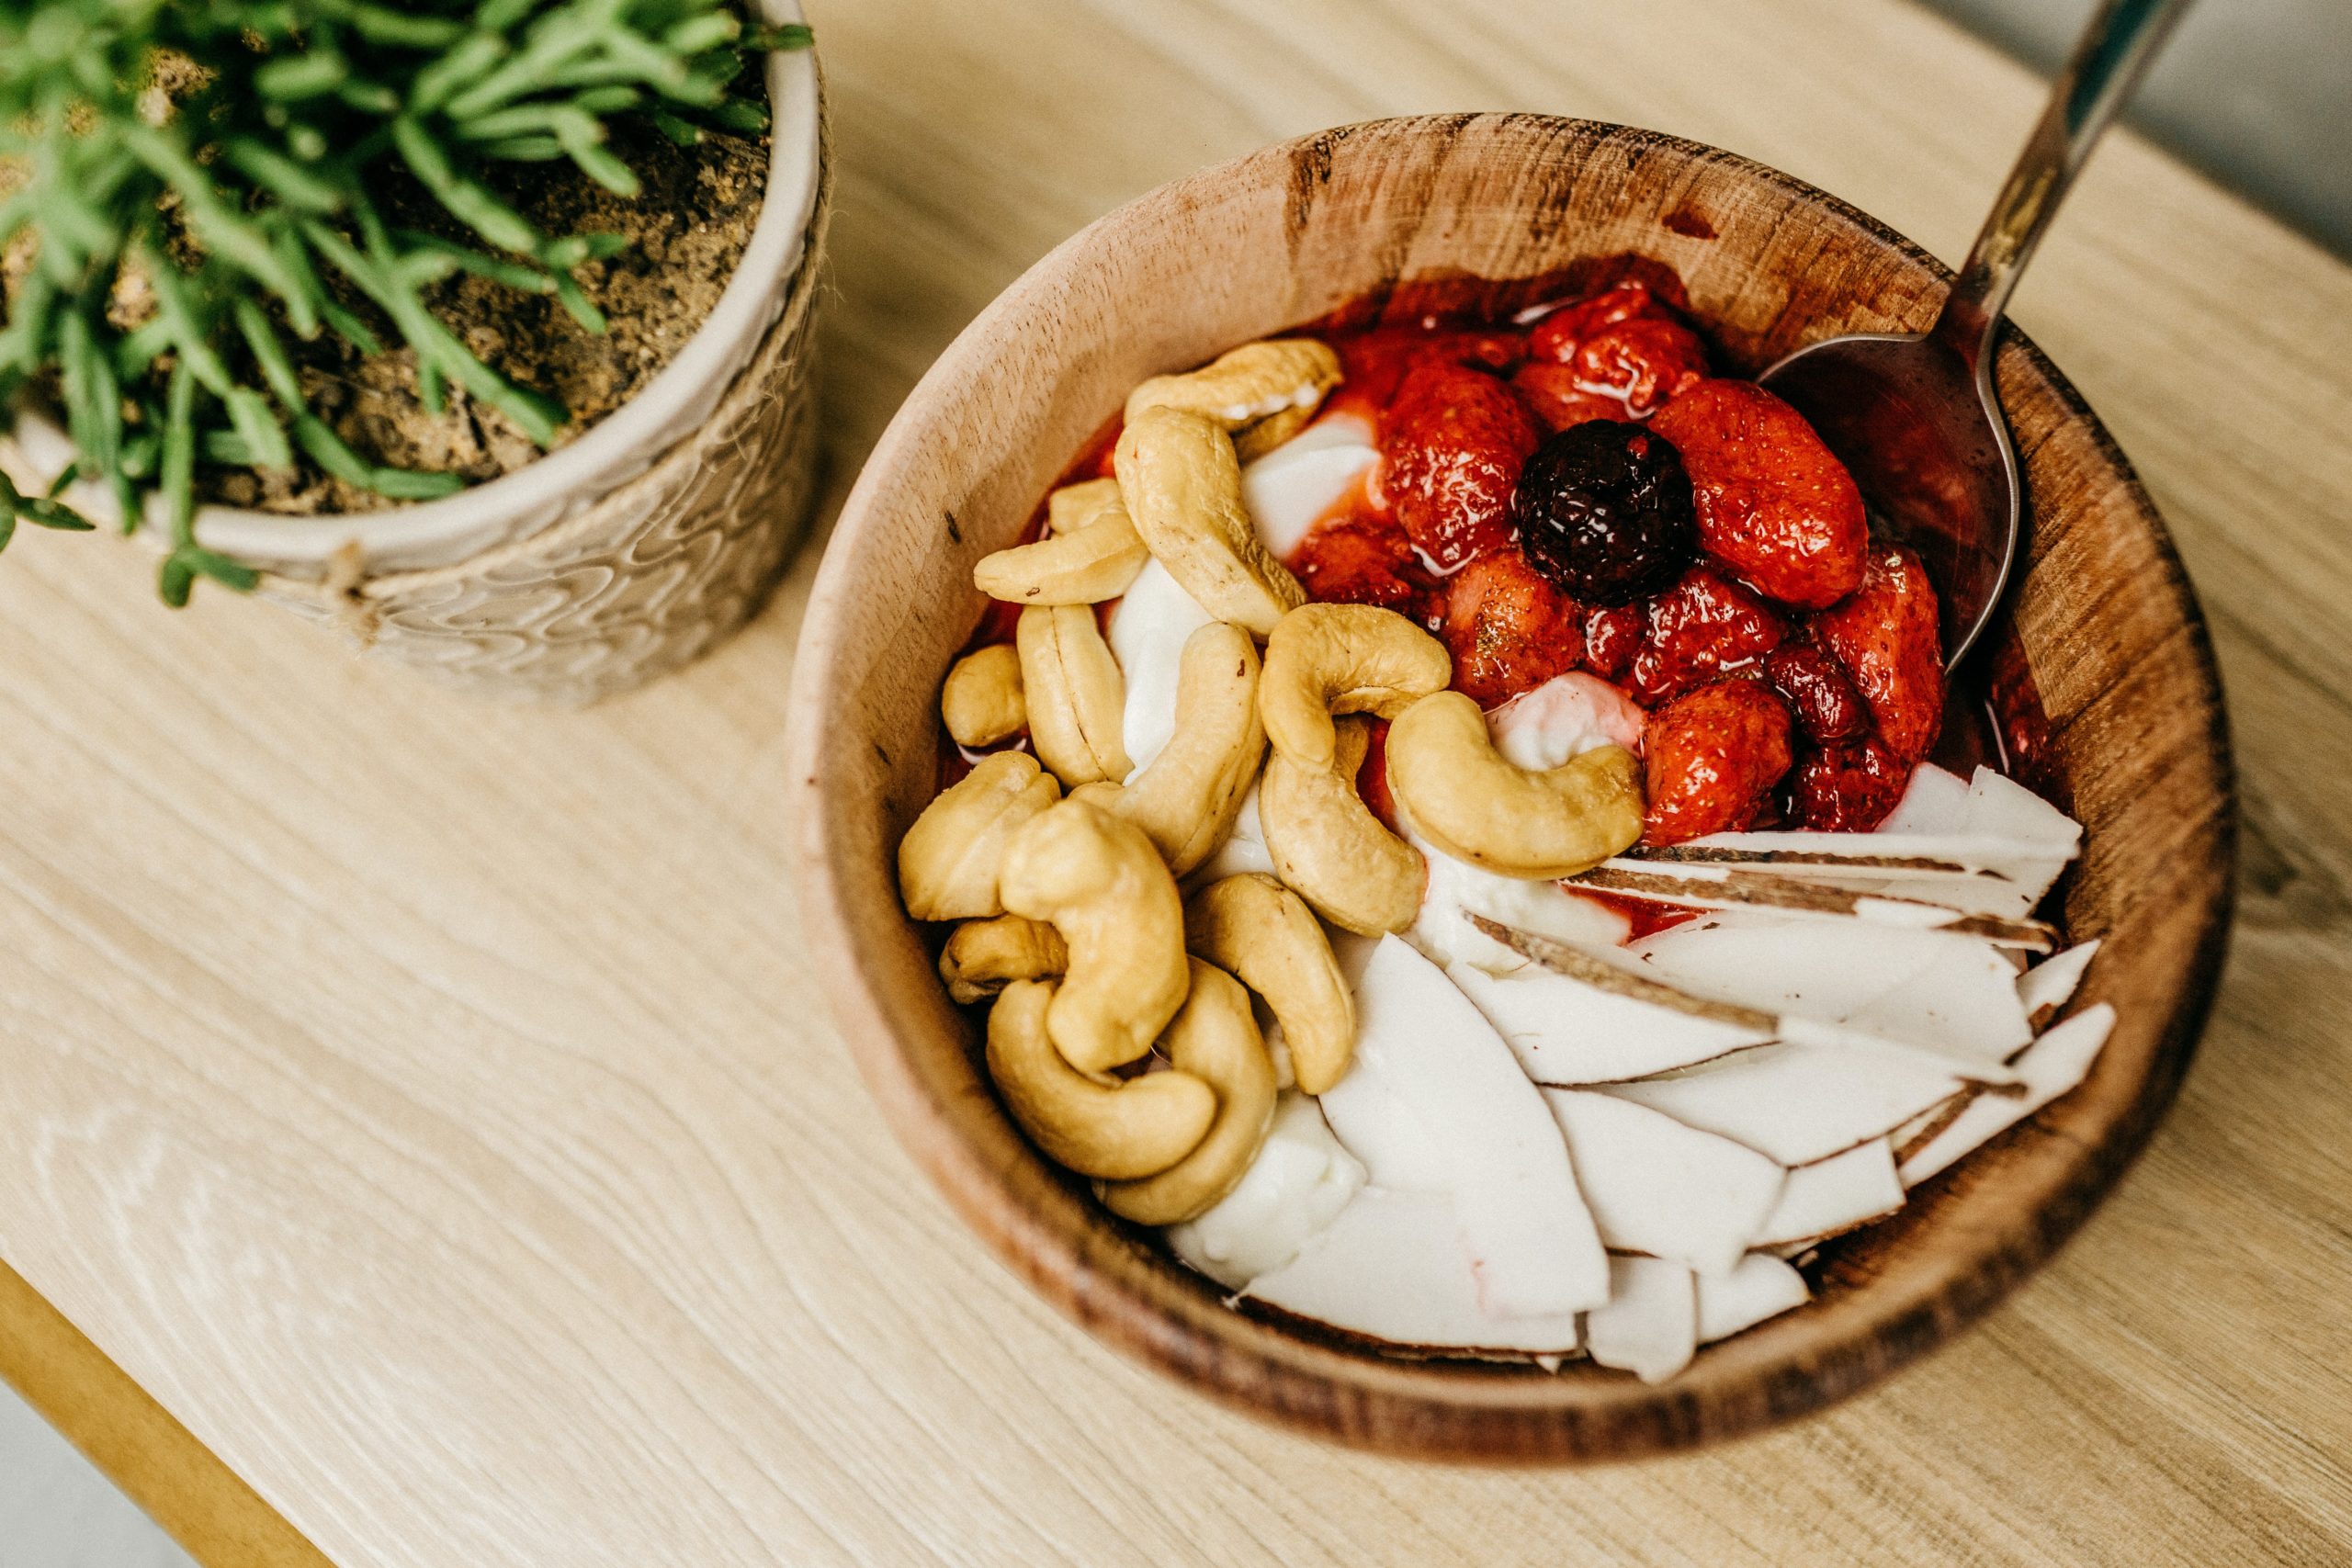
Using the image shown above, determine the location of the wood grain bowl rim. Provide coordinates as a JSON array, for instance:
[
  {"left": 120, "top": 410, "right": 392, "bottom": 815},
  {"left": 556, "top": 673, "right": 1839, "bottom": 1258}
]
[{"left": 786, "top": 115, "right": 2236, "bottom": 1463}]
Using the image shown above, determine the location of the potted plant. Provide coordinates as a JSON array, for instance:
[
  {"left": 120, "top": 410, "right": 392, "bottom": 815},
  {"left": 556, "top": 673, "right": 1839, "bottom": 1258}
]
[{"left": 0, "top": 0, "right": 827, "bottom": 703}]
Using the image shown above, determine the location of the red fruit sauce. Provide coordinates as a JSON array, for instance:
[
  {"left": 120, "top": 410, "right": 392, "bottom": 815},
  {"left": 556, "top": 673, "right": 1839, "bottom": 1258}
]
[{"left": 945, "top": 260, "right": 2062, "bottom": 862}]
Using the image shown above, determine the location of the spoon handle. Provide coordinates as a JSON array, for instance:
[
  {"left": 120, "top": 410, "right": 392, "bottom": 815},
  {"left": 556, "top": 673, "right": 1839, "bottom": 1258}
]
[{"left": 1933, "top": 0, "right": 2194, "bottom": 371}]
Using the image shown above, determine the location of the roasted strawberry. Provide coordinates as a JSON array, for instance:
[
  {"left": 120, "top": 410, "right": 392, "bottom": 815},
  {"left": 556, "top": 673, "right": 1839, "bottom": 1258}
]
[
  {"left": 1336, "top": 327, "right": 1527, "bottom": 411},
  {"left": 1647, "top": 379, "right": 1868, "bottom": 610},
  {"left": 1376, "top": 360, "right": 1544, "bottom": 571},
  {"left": 1441, "top": 547, "right": 1587, "bottom": 707},
  {"left": 1289, "top": 513, "right": 1436, "bottom": 620},
  {"left": 1629, "top": 565, "right": 1787, "bottom": 705},
  {"left": 1763, "top": 639, "right": 1869, "bottom": 743},
  {"left": 1783, "top": 735, "right": 1910, "bottom": 831},
  {"left": 1357, "top": 717, "right": 1400, "bottom": 831},
  {"left": 1511, "top": 363, "right": 1634, "bottom": 432},
  {"left": 1565, "top": 317, "right": 1711, "bottom": 417},
  {"left": 1642, "top": 680, "right": 1795, "bottom": 845},
  {"left": 1528, "top": 281, "right": 1679, "bottom": 363},
  {"left": 1583, "top": 602, "right": 1645, "bottom": 682},
  {"left": 1810, "top": 543, "right": 1945, "bottom": 762}
]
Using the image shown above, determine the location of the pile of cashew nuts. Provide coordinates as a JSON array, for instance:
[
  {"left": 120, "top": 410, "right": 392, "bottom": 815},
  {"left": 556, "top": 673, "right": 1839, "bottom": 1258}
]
[{"left": 898, "top": 339, "right": 1648, "bottom": 1224}]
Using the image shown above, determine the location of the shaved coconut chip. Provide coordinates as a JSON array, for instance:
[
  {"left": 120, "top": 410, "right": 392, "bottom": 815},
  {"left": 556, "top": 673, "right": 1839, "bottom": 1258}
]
[
  {"left": 2018, "top": 941, "right": 2101, "bottom": 1029},
  {"left": 1890, "top": 1092, "right": 1977, "bottom": 1163},
  {"left": 1185, "top": 778, "right": 1275, "bottom": 887},
  {"left": 1243, "top": 1188, "right": 1581, "bottom": 1353},
  {"left": 1623, "top": 914, "right": 2034, "bottom": 1065},
  {"left": 1585, "top": 1255, "right": 1698, "bottom": 1383},
  {"left": 1900, "top": 1004, "right": 2117, "bottom": 1186},
  {"left": 1625, "top": 831, "right": 2068, "bottom": 878},
  {"left": 1327, "top": 937, "right": 1609, "bottom": 1315},
  {"left": 1567, "top": 863, "right": 2057, "bottom": 950},
  {"left": 1240, "top": 427, "right": 1377, "bottom": 557},
  {"left": 1107, "top": 558, "right": 1215, "bottom": 776},
  {"left": 1543, "top": 1090, "right": 1786, "bottom": 1276},
  {"left": 1879, "top": 763, "right": 1973, "bottom": 834},
  {"left": 1602, "top": 1040, "right": 1980, "bottom": 1166},
  {"left": 1472, "top": 916, "right": 2023, "bottom": 1083},
  {"left": 1752, "top": 1139, "right": 1904, "bottom": 1247},
  {"left": 1168, "top": 1093, "right": 1364, "bottom": 1289},
  {"left": 1449, "top": 957, "right": 1769, "bottom": 1085},
  {"left": 1696, "top": 1254, "right": 1811, "bottom": 1342},
  {"left": 1313, "top": 1015, "right": 1449, "bottom": 1191},
  {"left": 1964, "top": 767, "right": 2083, "bottom": 852}
]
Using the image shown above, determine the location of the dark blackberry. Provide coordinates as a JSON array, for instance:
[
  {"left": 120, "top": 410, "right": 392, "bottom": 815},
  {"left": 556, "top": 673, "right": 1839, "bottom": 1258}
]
[{"left": 1512, "top": 421, "right": 1697, "bottom": 605}]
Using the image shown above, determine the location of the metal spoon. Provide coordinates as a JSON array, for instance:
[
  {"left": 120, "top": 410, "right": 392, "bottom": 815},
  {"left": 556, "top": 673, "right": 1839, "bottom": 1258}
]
[{"left": 1758, "top": 0, "right": 2192, "bottom": 662}]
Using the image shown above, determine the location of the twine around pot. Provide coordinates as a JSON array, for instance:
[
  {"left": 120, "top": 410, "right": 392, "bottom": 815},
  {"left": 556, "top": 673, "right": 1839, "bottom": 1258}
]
[{"left": 255, "top": 152, "right": 834, "bottom": 706}]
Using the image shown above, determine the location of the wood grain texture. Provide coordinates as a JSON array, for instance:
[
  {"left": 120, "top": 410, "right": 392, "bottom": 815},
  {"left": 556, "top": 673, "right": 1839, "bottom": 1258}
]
[
  {"left": 1, "top": 0, "right": 2347, "bottom": 1560},
  {"left": 790, "top": 111, "right": 2233, "bottom": 1461}
]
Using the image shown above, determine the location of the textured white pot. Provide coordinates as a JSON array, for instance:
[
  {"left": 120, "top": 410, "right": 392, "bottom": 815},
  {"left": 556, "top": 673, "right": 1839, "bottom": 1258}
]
[{"left": 3, "top": 0, "right": 829, "bottom": 703}]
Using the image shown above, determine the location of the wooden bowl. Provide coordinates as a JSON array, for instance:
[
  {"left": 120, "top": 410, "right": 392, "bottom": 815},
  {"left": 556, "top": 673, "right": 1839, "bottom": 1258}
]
[{"left": 786, "top": 115, "right": 2234, "bottom": 1461}]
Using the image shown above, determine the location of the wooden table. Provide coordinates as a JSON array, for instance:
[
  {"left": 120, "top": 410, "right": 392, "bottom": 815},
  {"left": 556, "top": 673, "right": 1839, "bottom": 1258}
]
[{"left": 6, "top": 2, "right": 2349, "bottom": 1563}]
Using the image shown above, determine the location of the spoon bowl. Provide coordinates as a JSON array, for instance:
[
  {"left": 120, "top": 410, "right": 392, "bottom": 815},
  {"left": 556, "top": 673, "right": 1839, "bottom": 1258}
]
[
  {"left": 1759, "top": 0, "right": 2190, "bottom": 663},
  {"left": 1759, "top": 331, "right": 2018, "bottom": 658}
]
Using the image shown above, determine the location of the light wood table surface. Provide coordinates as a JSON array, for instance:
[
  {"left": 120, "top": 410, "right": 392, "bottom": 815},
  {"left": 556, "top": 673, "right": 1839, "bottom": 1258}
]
[{"left": 6, "top": 2, "right": 2351, "bottom": 1563}]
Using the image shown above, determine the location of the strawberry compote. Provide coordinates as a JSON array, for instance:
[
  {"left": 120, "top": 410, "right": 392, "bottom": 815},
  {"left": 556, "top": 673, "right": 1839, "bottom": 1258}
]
[{"left": 1285, "top": 277, "right": 1946, "bottom": 844}]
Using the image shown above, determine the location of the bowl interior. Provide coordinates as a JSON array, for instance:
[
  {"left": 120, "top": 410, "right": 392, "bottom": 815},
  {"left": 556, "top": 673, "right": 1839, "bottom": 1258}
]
[{"left": 788, "top": 115, "right": 2233, "bottom": 1461}]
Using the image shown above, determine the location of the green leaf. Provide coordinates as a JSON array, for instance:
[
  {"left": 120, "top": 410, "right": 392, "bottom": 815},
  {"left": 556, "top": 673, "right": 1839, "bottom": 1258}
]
[
  {"left": 158, "top": 552, "right": 195, "bottom": 607},
  {"left": 224, "top": 388, "right": 294, "bottom": 471},
  {"left": 224, "top": 139, "right": 345, "bottom": 216},
  {"left": 255, "top": 51, "right": 349, "bottom": 102}
]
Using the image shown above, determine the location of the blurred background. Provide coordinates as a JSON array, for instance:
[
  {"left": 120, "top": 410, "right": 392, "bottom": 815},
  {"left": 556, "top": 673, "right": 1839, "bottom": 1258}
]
[{"left": 1926, "top": 0, "right": 2348, "bottom": 254}]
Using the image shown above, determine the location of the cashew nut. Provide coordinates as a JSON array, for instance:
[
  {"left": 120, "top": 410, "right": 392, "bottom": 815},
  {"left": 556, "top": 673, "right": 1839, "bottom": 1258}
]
[
  {"left": 986, "top": 980, "right": 1216, "bottom": 1180},
  {"left": 1114, "top": 405, "right": 1306, "bottom": 637},
  {"left": 940, "top": 643, "right": 1026, "bottom": 749},
  {"left": 1260, "top": 603, "right": 1452, "bottom": 773},
  {"left": 1183, "top": 874, "right": 1356, "bottom": 1095},
  {"left": 1125, "top": 339, "right": 1341, "bottom": 431},
  {"left": 1100, "top": 959, "right": 1278, "bottom": 1224},
  {"left": 1385, "top": 691, "right": 1646, "bottom": 878},
  {"left": 1016, "top": 604, "right": 1130, "bottom": 787},
  {"left": 998, "top": 798, "right": 1191, "bottom": 1072},
  {"left": 974, "top": 482, "right": 1148, "bottom": 605},
  {"left": 898, "top": 750, "right": 1061, "bottom": 921},
  {"left": 1232, "top": 402, "right": 1316, "bottom": 465},
  {"left": 939, "top": 914, "right": 1068, "bottom": 1005},
  {"left": 1068, "top": 622, "right": 1264, "bottom": 874},
  {"left": 1046, "top": 476, "right": 1124, "bottom": 535},
  {"left": 1257, "top": 716, "right": 1424, "bottom": 935}
]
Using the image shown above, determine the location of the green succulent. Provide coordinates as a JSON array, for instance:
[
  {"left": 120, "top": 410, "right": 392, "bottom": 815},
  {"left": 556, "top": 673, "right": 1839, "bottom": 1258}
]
[{"left": 0, "top": 0, "right": 811, "bottom": 602}]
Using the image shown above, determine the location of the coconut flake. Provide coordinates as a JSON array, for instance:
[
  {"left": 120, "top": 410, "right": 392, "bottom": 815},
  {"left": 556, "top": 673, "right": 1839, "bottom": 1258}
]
[
  {"left": 1879, "top": 763, "right": 1973, "bottom": 834},
  {"left": 1623, "top": 914, "right": 2034, "bottom": 1065},
  {"left": 1243, "top": 1188, "right": 1582, "bottom": 1352},
  {"left": 1695, "top": 1254, "right": 1811, "bottom": 1342},
  {"left": 1585, "top": 1256, "right": 1698, "bottom": 1383},
  {"left": 1543, "top": 1090, "right": 1787, "bottom": 1275},
  {"left": 1899, "top": 1004, "right": 2117, "bottom": 1186},
  {"left": 1601, "top": 1040, "right": 1975, "bottom": 1167},
  {"left": 1752, "top": 1138, "right": 1905, "bottom": 1247},
  {"left": 1565, "top": 864, "right": 2057, "bottom": 951},
  {"left": 1448, "top": 957, "right": 1769, "bottom": 1085},
  {"left": 1470, "top": 915, "right": 2023, "bottom": 1084},
  {"left": 1168, "top": 1093, "right": 1364, "bottom": 1288},
  {"left": 1322, "top": 936, "right": 1609, "bottom": 1316},
  {"left": 2018, "top": 941, "right": 2100, "bottom": 1030}
]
